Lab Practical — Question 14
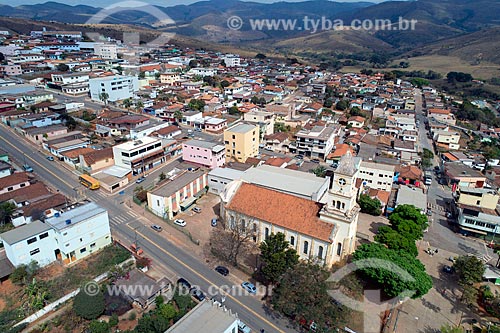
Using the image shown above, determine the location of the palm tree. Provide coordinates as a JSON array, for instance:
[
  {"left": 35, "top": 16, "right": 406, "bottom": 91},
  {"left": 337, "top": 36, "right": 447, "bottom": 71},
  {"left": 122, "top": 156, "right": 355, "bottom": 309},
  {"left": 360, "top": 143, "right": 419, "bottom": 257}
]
[
  {"left": 122, "top": 98, "right": 132, "bottom": 110},
  {"left": 99, "top": 92, "right": 109, "bottom": 105},
  {"left": 173, "top": 110, "right": 183, "bottom": 123},
  {"left": 135, "top": 101, "right": 144, "bottom": 112}
]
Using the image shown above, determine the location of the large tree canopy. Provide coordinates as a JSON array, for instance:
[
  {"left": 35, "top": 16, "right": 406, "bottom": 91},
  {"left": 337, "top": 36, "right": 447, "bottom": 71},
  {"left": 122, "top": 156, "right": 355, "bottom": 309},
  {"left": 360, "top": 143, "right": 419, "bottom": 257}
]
[
  {"left": 352, "top": 243, "right": 432, "bottom": 299},
  {"left": 259, "top": 233, "right": 299, "bottom": 285}
]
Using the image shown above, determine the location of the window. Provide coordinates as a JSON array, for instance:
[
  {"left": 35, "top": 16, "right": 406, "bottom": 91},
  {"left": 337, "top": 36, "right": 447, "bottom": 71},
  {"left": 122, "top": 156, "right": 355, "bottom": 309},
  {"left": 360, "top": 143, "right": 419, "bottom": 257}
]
[
  {"left": 7, "top": 187, "right": 13, "bottom": 191},
  {"left": 30, "top": 248, "right": 40, "bottom": 256},
  {"left": 241, "top": 219, "right": 246, "bottom": 232},
  {"left": 265, "top": 227, "right": 269, "bottom": 239},
  {"left": 290, "top": 236, "right": 295, "bottom": 246},
  {"left": 27, "top": 237, "right": 37, "bottom": 245},
  {"left": 303, "top": 241, "right": 309, "bottom": 255},
  {"left": 90, "top": 243, "right": 96, "bottom": 248},
  {"left": 20, "top": 183, "right": 26, "bottom": 188},
  {"left": 318, "top": 246, "right": 324, "bottom": 259},
  {"left": 337, "top": 243, "right": 342, "bottom": 256},
  {"left": 39, "top": 232, "right": 49, "bottom": 240},
  {"left": 80, "top": 247, "right": 87, "bottom": 253}
]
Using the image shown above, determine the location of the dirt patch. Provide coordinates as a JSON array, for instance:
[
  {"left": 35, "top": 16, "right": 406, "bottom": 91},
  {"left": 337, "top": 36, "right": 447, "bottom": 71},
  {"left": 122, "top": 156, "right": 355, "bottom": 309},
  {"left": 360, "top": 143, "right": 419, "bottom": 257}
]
[
  {"left": 36, "top": 262, "right": 65, "bottom": 282},
  {"left": 0, "top": 279, "right": 23, "bottom": 311}
]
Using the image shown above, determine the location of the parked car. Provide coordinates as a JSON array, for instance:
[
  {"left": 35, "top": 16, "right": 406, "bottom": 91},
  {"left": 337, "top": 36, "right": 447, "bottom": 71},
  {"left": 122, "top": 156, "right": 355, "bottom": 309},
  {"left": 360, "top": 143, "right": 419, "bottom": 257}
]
[
  {"left": 295, "top": 155, "right": 304, "bottom": 160},
  {"left": 241, "top": 281, "right": 256, "bottom": 294},
  {"left": 190, "top": 287, "right": 206, "bottom": 301},
  {"left": 215, "top": 266, "right": 229, "bottom": 276},
  {"left": 192, "top": 206, "right": 202, "bottom": 213},
  {"left": 136, "top": 176, "right": 145, "bottom": 184},
  {"left": 151, "top": 225, "right": 162, "bottom": 232},
  {"left": 46, "top": 156, "right": 54, "bottom": 161},
  {"left": 211, "top": 218, "right": 218, "bottom": 227},
  {"left": 443, "top": 265, "right": 453, "bottom": 274},
  {"left": 23, "top": 164, "right": 33, "bottom": 172},
  {"left": 310, "top": 158, "right": 320, "bottom": 163},
  {"left": 238, "top": 320, "right": 251, "bottom": 333},
  {"left": 174, "top": 219, "right": 186, "bottom": 227},
  {"left": 177, "top": 278, "right": 191, "bottom": 290}
]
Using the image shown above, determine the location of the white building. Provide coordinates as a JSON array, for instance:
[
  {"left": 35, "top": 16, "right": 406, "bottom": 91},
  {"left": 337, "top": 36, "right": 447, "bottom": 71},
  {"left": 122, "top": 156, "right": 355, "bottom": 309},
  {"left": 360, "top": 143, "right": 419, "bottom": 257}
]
[
  {"left": 222, "top": 54, "right": 241, "bottom": 67},
  {"left": 89, "top": 75, "right": 139, "bottom": 102},
  {"left": 0, "top": 220, "right": 56, "bottom": 267},
  {"left": 189, "top": 67, "right": 217, "bottom": 77},
  {"left": 94, "top": 44, "right": 118, "bottom": 60},
  {"left": 166, "top": 299, "right": 239, "bottom": 333},
  {"left": 358, "top": 161, "right": 395, "bottom": 192},
  {"left": 44, "top": 202, "right": 112, "bottom": 264},
  {"left": 112, "top": 137, "right": 166, "bottom": 175},
  {"left": 221, "top": 152, "right": 359, "bottom": 267},
  {"left": 293, "top": 125, "right": 339, "bottom": 160},
  {"left": 0, "top": 202, "right": 112, "bottom": 267}
]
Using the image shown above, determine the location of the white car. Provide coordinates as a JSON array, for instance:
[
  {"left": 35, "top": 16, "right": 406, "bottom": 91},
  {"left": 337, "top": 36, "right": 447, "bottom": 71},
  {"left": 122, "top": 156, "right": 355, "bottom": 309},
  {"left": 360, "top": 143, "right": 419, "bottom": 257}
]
[{"left": 174, "top": 219, "right": 186, "bottom": 227}]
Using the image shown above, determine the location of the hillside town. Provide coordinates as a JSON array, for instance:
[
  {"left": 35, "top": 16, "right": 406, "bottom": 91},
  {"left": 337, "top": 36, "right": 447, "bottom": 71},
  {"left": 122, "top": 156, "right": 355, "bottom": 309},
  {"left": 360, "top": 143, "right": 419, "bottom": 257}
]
[{"left": 0, "top": 28, "right": 500, "bottom": 333}]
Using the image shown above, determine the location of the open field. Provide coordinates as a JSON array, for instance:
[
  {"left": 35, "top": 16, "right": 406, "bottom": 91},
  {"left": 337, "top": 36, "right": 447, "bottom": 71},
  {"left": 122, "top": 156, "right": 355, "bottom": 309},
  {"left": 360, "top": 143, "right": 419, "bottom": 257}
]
[{"left": 341, "top": 55, "right": 500, "bottom": 80}]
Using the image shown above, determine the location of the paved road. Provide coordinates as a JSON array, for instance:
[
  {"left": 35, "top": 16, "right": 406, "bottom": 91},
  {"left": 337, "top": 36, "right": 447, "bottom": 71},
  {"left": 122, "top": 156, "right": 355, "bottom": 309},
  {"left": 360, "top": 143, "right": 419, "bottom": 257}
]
[
  {"left": 0, "top": 124, "right": 296, "bottom": 333},
  {"left": 413, "top": 90, "right": 493, "bottom": 261}
]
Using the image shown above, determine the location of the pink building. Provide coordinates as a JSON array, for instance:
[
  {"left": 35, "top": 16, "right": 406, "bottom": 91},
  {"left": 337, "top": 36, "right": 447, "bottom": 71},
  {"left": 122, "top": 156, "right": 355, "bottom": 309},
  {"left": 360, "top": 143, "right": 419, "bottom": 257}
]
[
  {"left": 0, "top": 64, "right": 22, "bottom": 76},
  {"left": 204, "top": 117, "right": 227, "bottom": 133},
  {"left": 182, "top": 139, "right": 225, "bottom": 169}
]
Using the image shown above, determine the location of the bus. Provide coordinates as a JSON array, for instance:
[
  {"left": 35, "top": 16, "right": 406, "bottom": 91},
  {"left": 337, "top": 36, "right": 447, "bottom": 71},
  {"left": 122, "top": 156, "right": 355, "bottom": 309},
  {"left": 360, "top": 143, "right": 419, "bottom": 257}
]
[{"left": 79, "top": 174, "right": 100, "bottom": 190}]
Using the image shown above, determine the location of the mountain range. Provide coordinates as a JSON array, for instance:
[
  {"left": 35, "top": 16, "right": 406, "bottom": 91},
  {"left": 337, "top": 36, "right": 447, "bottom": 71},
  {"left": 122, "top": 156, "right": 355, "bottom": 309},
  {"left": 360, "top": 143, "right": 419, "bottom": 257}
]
[{"left": 0, "top": 0, "right": 499, "bottom": 66}]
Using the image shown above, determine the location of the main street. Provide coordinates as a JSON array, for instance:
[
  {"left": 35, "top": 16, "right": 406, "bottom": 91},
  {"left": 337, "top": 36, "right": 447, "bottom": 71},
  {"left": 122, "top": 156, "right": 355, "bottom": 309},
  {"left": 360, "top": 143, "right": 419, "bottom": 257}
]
[
  {"left": 0, "top": 124, "right": 296, "bottom": 333},
  {"left": 414, "top": 90, "right": 493, "bottom": 261}
]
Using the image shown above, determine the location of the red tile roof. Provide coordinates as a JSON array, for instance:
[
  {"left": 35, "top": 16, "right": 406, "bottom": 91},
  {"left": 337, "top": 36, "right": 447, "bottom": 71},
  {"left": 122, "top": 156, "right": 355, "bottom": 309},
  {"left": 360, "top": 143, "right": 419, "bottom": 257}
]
[
  {"left": 226, "top": 183, "right": 335, "bottom": 242},
  {"left": 82, "top": 148, "right": 113, "bottom": 166},
  {"left": 0, "top": 172, "right": 30, "bottom": 190}
]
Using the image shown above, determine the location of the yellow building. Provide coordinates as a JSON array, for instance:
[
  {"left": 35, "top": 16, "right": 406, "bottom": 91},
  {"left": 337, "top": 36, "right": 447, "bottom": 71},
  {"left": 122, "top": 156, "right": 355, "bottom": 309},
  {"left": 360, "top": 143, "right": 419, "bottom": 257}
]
[
  {"left": 457, "top": 187, "right": 499, "bottom": 210},
  {"left": 224, "top": 123, "right": 260, "bottom": 163}
]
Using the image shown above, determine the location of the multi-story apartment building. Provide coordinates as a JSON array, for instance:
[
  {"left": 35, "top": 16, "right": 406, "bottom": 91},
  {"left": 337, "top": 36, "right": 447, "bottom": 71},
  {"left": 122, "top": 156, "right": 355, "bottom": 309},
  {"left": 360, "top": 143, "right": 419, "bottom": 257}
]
[
  {"left": 433, "top": 130, "right": 461, "bottom": 150},
  {"left": 93, "top": 43, "right": 118, "bottom": 59},
  {"left": 428, "top": 108, "right": 456, "bottom": 126},
  {"left": 222, "top": 54, "right": 240, "bottom": 67},
  {"left": 0, "top": 203, "right": 112, "bottom": 267},
  {"left": 224, "top": 123, "right": 259, "bottom": 163},
  {"left": 148, "top": 170, "right": 207, "bottom": 219},
  {"left": 292, "top": 125, "right": 339, "bottom": 160},
  {"left": 243, "top": 110, "right": 275, "bottom": 137},
  {"left": 112, "top": 137, "right": 166, "bottom": 175},
  {"left": 358, "top": 161, "right": 395, "bottom": 192},
  {"left": 89, "top": 75, "right": 139, "bottom": 102},
  {"left": 455, "top": 187, "right": 500, "bottom": 237},
  {"left": 182, "top": 139, "right": 225, "bottom": 169}
]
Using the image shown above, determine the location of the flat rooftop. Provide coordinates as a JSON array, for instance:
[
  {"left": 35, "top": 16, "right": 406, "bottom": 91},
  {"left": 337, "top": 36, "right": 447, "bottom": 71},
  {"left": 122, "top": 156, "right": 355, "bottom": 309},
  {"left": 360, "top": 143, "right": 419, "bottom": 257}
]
[
  {"left": 151, "top": 170, "right": 206, "bottom": 197},
  {"left": 166, "top": 299, "right": 237, "bottom": 333},
  {"left": 45, "top": 202, "right": 107, "bottom": 231},
  {"left": 208, "top": 167, "right": 244, "bottom": 180},
  {"left": 115, "top": 136, "right": 160, "bottom": 150},
  {"left": 0, "top": 220, "right": 51, "bottom": 245},
  {"left": 242, "top": 164, "right": 328, "bottom": 199},
  {"left": 396, "top": 185, "right": 427, "bottom": 211},
  {"left": 183, "top": 139, "right": 224, "bottom": 152},
  {"left": 228, "top": 122, "right": 257, "bottom": 134}
]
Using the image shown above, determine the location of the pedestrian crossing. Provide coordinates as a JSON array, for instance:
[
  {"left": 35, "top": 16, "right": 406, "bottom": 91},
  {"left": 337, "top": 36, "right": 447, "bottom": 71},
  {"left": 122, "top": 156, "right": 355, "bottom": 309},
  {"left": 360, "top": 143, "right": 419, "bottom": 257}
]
[{"left": 109, "top": 211, "right": 140, "bottom": 226}]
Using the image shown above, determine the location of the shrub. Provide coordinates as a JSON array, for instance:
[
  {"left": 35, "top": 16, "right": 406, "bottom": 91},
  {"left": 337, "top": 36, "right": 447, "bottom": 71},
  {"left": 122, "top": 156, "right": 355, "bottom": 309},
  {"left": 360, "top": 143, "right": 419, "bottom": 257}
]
[{"left": 73, "top": 287, "right": 105, "bottom": 320}]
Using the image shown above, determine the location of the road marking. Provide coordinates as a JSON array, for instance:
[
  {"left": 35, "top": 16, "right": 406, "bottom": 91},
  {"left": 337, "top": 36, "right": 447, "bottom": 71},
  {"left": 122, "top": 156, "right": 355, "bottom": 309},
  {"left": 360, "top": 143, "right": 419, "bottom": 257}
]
[
  {"left": 0, "top": 134, "right": 75, "bottom": 191},
  {"left": 125, "top": 224, "right": 285, "bottom": 333}
]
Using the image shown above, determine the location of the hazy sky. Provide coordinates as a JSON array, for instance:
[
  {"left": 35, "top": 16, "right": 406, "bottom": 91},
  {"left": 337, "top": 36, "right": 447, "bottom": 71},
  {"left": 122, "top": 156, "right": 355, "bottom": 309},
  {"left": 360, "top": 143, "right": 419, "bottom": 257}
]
[{"left": 0, "top": 0, "right": 393, "bottom": 6}]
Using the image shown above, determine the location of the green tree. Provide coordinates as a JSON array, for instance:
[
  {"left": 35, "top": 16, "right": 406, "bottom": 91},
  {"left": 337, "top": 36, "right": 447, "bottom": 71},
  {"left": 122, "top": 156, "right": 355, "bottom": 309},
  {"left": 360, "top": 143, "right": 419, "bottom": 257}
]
[
  {"left": 188, "top": 99, "right": 205, "bottom": 111},
  {"left": 440, "top": 324, "right": 464, "bottom": 333},
  {"left": 0, "top": 201, "right": 16, "bottom": 226},
  {"left": 375, "top": 226, "right": 418, "bottom": 257},
  {"left": 98, "top": 92, "right": 109, "bottom": 105},
  {"left": 336, "top": 100, "right": 350, "bottom": 111},
  {"left": 220, "top": 80, "right": 230, "bottom": 88},
  {"left": 159, "top": 172, "right": 166, "bottom": 181},
  {"left": 88, "top": 320, "right": 110, "bottom": 333},
  {"left": 272, "top": 261, "right": 347, "bottom": 331},
  {"left": 358, "top": 194, "right": 382, "bottom": 216},
  {"left": 173, "top": 110, "right": 183, "bottom": 122},
  {"left": 454, "top": 255, "right": 485, "bottom": 285},
  {"left": 135, "top": 101, "right": 144, "bottom": 112},
  {"left": 460, "top": 284, "right": 478, "bottom": 307},
  {"left": 258, "top": 233, "right": 299, "bottom": 287},
  {"left": 388, "top": 204, "right": 428, "bottom": 241},
  {"left": 228, "top": 106, "right": 240, "bottom": 115},
  {"left": 122, "top": 98, "right": 132, "bottom": 110},
  {"left": 157, "top": 303, "right": 177, "bottom": 321},
  {"left": 73, "top": 287, "right": 105, "bottom": 320},
  {"left": 352, "top": 243, "right": 433, "bottom": 299},
  {"left": 255, "top": 53, "right": 267, "bottom": 59},
  {"left": 311, "top": 166, "right": 327, "bottom": 178},
  {"left": 138, "top": 71, "right": 146, "bottom": 79},
  {"left": 56, "top": 63, "right": 69, "bottom": 72}
]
